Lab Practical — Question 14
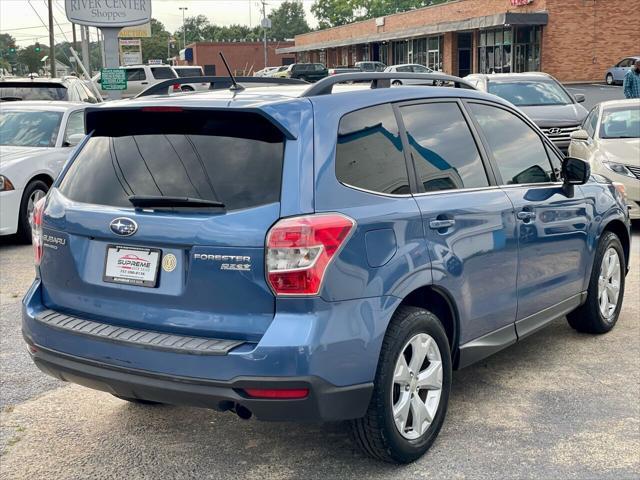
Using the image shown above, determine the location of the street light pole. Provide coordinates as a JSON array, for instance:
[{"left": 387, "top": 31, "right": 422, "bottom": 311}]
[
  {"left": 47, "top": 0, "right": 56, "bottom": 77},
  {"left": 179, "top": 7, "right": 188, "bottom": 50}
]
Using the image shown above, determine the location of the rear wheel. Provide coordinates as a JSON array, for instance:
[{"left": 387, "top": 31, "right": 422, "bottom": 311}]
[
  {"left": 606, "top": 73, "right": 614, "bottom": 85},
  {"left": 350, "top": 306, "right": 451, "bottom": 463},
  {"left": 567, "top": 231, "right": 625, "bottom": 333},
  {"left": 181, "top": 85, "right": 194, "bottom": 92},
  {"left": 17, "top": 179, "right": 48, "bottom": 243},
  {"left": 392, "top": 80, "right": 402, "bottom": 87}
]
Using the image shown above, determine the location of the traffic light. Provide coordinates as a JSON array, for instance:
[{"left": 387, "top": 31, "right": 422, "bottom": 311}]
[
  {"left": 34, "top": 43, "right": 40, "bottom": 53},
  {"left": 9, "top": 45, "right": 16, "bottom": 54}
]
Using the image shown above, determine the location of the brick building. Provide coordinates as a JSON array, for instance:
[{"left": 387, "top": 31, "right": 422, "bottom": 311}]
[
  {"left": 277, "top": 0, "right": 637, "bottom": 82},
  {"left": 178, "top": 41, "right": 295, "bottom": 76}
]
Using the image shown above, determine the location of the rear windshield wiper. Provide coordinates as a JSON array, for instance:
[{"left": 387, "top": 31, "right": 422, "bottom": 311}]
[{"left": 128, "top": 195, "right": 225, "bottom": 209}]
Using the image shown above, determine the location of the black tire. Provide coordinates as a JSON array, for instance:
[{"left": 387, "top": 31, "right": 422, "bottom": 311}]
[
  {"left": 567, "top": 231, "right": 625, "bottom": 334},
  {"left": 606, "top": 73, "right": 614, "bottom": 85},
  {"left": 17, "top": 179, "right": 49, "bottom": 243},
  {"left": 392, "top": 80, "right": 402, "bottom": 86},
  {"left": 181, "top": 86, "right": 194, "bottom": 92},
  {"left": 350, "top": 306, "right": 452, "bottom": 463},
  {"left": 112, "top": 394, "right": 163, "bottom": 405}
]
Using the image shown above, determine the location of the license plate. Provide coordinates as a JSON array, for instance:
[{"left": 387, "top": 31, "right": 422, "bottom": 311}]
[{"left": 103, "top": 245, "right": 161, "bottom": 288}]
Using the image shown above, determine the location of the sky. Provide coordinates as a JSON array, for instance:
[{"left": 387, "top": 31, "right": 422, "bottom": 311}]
[{"left": 0, "top": 0, "right": 319, "bottom": 46}]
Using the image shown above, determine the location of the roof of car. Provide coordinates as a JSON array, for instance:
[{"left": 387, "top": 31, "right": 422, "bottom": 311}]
[
  {"left": 96, "top": 82, "right": 500, "bottom": 110},
  {"left": 598, "top": 99, "right": 640, "bottom": 109},
  {"left": 0, "top": 100, "right": 87, "bottom": 111},
  {"left": 466, "top": 72, "right": 553, "bottom": 82},
  {"left": 0, "top": 77, "right": 69, "bottom": 84}
]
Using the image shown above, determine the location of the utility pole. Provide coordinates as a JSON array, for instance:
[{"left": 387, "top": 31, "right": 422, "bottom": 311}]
[
  {"left": 179, "top": 7, "right": 188, "bottom": 50},
  {"left": 261, "top": 0, "right": 268, "bottom": 69},
  {"left": 72, "top": 23, "right": 78, "bottom": 53},
  {"left": 47, "top": 0, "right": 56, "bottom": 77},
  {"left": 80, "top": 25, "right": 90, "bottom": 73}
]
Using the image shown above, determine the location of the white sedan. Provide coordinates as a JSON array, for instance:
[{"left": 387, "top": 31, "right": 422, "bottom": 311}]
[
  {"left": 384, "top": 64, "right": 435, "bottom": 86},
  {"left": 569, "top": 99, "right": 640, "bottom": 219},
  {"left": 0, "top": 101, "right": 88, "bottom": 241}
]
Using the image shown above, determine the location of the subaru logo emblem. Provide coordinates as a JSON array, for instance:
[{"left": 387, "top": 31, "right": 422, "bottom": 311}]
[{"left": 109, "top": 217, "right": 138, "bottom": 236}]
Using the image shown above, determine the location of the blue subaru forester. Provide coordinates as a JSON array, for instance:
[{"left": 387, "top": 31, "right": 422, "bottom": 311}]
[{"left": 23, "top": 73, "right": 631, "bottom": 463}]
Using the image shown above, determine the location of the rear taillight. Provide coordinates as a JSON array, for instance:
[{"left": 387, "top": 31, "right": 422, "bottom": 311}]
[
  {"left": 266, "top": 213, "right": 355, "bottom": 296},
  {"left": 171, "top": 83, "right": 181, "bottom": 92},
  {"left": 32, "top": 197, "right": 46, "bottom": 266}
]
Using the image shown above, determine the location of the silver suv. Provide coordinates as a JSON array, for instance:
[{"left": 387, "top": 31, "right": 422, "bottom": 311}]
[
  {"left": 465, "top": 72, "right": 588, "bottom": 152},
  {"left": 92, "top": 64, "right": 178, "bottom": 99}
]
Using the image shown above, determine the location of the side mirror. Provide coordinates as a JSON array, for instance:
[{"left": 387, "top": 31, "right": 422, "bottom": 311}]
[
  {"left": 562, "top": 156, "right": 590, "bottom": 185},
  {"left": 65, "top": 133, "right": 85, "bottom": 147},
  {"left": 574, "top": 93, "right": 585, "bottom": 103},
  {"left": 570, "top": 129, "right": 590, "bottom": 141}
]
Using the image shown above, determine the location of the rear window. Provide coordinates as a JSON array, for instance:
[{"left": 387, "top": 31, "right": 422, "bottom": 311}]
[
  {"left": 59, "top": 110, "right": 284, "bottom": 211},
  {"left": 0, "top": 83, "right": 68, "bottom": 101},
  {"left": 175, "top": 68, "right": 203, "bottom": 77},
  {"left": 150, "top": 67, "right": 177, "bottom": 80}
]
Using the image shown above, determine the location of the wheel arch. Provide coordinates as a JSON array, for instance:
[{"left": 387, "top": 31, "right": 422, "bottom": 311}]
[
  {"left": 601, "top": 218, "right": 630, "bottom": 269},
  {"left": 395, "top": 284, "right": 460, "bottom": 366},
  {"left": 28, "top": 173, "right": 55, "bottom": 188}
]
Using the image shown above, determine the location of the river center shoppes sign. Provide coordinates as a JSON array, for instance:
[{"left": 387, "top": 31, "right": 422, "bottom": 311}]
[{"left": 65, "top": 0, "right": 151, "bottom": 28}]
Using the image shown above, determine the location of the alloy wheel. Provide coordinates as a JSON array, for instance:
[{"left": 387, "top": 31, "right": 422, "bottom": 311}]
[
  {"left": 598, "top": 247, "right": 621, "bottom": 321},
  {"left": 391, "top": 333, "right": 443, "bottom": 440}
]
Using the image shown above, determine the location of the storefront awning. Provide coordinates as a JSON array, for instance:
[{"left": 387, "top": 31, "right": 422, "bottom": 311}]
[{"left": 277, "top": 11, "right": 548, "bottom": 54}]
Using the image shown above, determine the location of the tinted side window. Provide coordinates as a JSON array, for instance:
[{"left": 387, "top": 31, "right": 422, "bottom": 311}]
[
  {"left": 126, "top": 68, "right": 145, "bottom": 81},
  {"left": 151, "top": 67, "right": 177, "bottom": 79},
  {"left": 336, "top": 104, "right": 409, "bottom": 195},
  {"left": 470, "top": 103, "right": 555, "bottom": 184},
  {"left": 401, "top": 102, "right": 488, "bottom": 192},
  {"left": 397, "top": 65, "right": 412, "bottom": 72}
]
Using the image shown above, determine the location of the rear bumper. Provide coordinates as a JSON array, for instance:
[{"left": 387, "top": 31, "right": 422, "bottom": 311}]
[
  {"left": 22, "top": 280, "right": 396, "bottom": 421},
  {"left": 24, "top": 338, "right": 372, "bottom": 422}
]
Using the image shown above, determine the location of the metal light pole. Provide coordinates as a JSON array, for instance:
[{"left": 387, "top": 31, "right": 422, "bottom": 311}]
[{"left": 179, "top": 7, "right": 188, "bottom": 50}]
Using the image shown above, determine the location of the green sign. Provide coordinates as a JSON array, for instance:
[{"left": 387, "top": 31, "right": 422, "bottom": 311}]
[{"left": 100, "top": 68, "right": 127, "bottom": 91}]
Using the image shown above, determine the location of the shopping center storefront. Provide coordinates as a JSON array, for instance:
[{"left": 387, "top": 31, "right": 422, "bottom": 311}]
[{"left": 278, "top": 0, "right": 636, "bottom": 83}]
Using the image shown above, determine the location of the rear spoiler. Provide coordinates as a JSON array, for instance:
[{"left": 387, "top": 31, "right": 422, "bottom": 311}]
[
  {"left": 83, "top": 106, "right": 296, "bottom": 140},
  {"left": 135, "top": 76, "right": 308, "bottom": 98}
]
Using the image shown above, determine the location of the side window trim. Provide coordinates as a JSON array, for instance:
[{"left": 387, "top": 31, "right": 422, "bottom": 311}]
[
  {"left": 462, "top": 99, "right": 562, "bottom": 186},
  {"left": 394, "top": 97, "right": 499, "bottom": 194}
]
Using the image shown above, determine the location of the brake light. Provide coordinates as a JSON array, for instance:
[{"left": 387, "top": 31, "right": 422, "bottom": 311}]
[
  {"left": 32, "top": 197, "right": 46, "bottom": 266},
  {"left": 244, "top": 388, "right": 309, "bottom": 399},
  {"left": 141, "top": 106, "right": 183, "bottom": 112},
  {"left": 172, "top": 83, "right": 181, "bottom": 92},
  {"left": 266, "top": 213, "right": 355, "bottom": 296}
]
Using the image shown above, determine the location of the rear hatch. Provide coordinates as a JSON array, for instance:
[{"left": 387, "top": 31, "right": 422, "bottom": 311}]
[{"left": 40, "top": 107, "right": 285, "bottom": 341}]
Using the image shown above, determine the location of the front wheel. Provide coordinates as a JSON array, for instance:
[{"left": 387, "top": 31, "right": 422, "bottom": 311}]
[
  {"left": 392, "top": 80, "right": 402, "bottom": 87},
  {"left": 351, "top": 306, "right": 452, "bottom": 463},
  {"left": 567, "top": 231, "right": 625, "bottom": 333},
  {"left": 605, "top": 73, "right": 614, "bottom": 85}
]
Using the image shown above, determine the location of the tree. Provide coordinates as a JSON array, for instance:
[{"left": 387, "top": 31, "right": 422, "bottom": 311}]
[
  {"left": 311, "top": 0, "right": 453, "bottom": 28},
  {"left": 268, "top": 1, "right": 310, "bottom": 40},
  {"left": 17, "top": 44, "right": 49, "bottom": 74},
  {"left": 141, "top": 18, "right": 178, "bottom": 63},
  {"left": 174, "top": 14, "right": 212, "bottom": 47},
  {"left": 0, "top": 33, "right": 17, "bottom": 72}
]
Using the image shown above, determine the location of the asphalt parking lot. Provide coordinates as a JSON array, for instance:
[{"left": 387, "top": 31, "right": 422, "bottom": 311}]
[{"left": 1, "top": 84, "right": 638, "bottom": 480}]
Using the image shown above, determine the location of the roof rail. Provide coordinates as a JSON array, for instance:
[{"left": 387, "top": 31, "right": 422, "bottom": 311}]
[
  {"left": 135, "top": 76, "right": 308, "bottom": 98},
  {"left": 300, "top": 72, "right": 475, "bottom": 97}
]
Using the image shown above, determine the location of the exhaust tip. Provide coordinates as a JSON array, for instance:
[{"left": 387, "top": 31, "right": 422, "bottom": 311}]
[{"left": 235, "top": 404, "right": 252, "bottom": 420}]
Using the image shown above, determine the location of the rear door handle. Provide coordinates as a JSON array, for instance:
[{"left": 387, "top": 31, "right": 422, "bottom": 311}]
[
  {"left": 429, "top": 219, "right": 456, "bottom": 229},
  {"left": 517, "top": 211, "right": 536, "bottom": 221}
]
